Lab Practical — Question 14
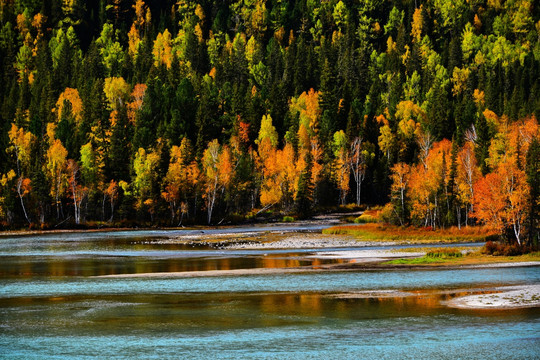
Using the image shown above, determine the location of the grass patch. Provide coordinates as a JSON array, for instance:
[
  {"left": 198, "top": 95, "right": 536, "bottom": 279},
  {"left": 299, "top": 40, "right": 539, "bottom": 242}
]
[
  {"left": 426, "top": 248, "right": 463, "bottom": 258},
  {"left": 386, "top": 248, "right": 464, "bottom": 265},
  {"left": 282, "top": 216, "right": 295, "bottom": 222},
  {"left": 354, "top": 214, "right": 378, "bottom": 223},
  {"left": 385, "top": 247, "right": 540, "bottom": 266},
  {"left": 386, "top": 257, "right": 449, "bottom": 265},
  {"left": 323, "top": 223, "right": 498, "bottom": 243}
]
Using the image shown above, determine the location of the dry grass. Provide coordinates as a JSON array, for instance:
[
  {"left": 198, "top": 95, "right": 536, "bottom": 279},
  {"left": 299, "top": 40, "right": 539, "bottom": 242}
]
[{"left": 323, "top": 223, "right": 498, "bottom": 243}]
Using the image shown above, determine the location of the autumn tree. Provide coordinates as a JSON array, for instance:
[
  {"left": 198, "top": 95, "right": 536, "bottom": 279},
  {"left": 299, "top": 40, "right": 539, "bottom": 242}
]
[
  {"left": 332, "top": 130, "right": 349, "bottom": 205},
  {"left": 66, "top": 159, "right": 88, "bottom": 225},
  {"left": 7, "top": 123, "right": 35, "bottom": 224},
  {"left": 349, "top": 137, "right": 374, "bottom": 206},
  {"left": 407, "top": 140, "right": 452, "bottom": 228},
  {"left": 202, "top": 139, "right": 221, "bottom": 224},
  {"left": 104, "top": 180, "right": 119, "bottom": 222},
  {"left": 390, "top": 162, "right": 411, "bottom": 226},
  {"left": 456, "top": 142, "right": 481, "bottom": 226},
  {"left": 162, "top": 138, "right": 197, "bottom": 224},
  {"left": 53, "top": 88, "right": 83, "bottom": 125},
  {"left": 0, "top": 170, "right": 17, "bottom": 222},
  {"left": 104, "top": 77, "right": 130, "bottom": 111},
  {"left": 133, "top": 147, "right": 160, "bottom": 220},
  {"left": 45, "top": 124, "right": 69, "bottom": 219},
  {"left": 257, "top": 114, "right": 283, "bottom": 211},
  {"left": 525, "top": 137, "right": 540, "bottom": 246}
]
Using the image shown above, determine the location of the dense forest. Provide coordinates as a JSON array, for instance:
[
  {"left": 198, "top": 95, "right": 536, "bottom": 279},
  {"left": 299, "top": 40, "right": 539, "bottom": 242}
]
[{"left": 0, "top": 0, "right": 538, "bottom": 244}]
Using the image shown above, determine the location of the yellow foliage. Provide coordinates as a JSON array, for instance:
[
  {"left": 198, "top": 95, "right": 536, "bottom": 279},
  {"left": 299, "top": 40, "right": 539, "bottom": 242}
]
[
  {"left": 451, "top": 67, "right": 470, "bottom": 96},
  {"left": 289, "top": 88, "right": 320, "bottom": 134},
  {"left": 411, "top": 6, "right": 423, "bottom": 41},
  {"left": 45, "top": 139, "right": 68, "bottom": 202},
  {"left": 378, "top": 124, "right": 394, "bottom": 158},
  {"left": 8, "top": 123, "right": 35, "bottom": 170},
  {"left": 256, "top": 114, "right": 278, "bottom": 148},
  {"left": 387, "top": 36, "right": 396, "bottom": 53},
  {"left": 473, "top": 89, "right": 485, "bottom": 107},
  {"left": 133, "top": 0, "right": 146, "bottom": 28},
  {"left": 128, "top": 24, "right": 141, "bottom": 58},
  {"left": 104, "top": 77, "right": 130, "bottom": 110},
  {"left": 153, "top": 29, "right": 173, "bottom": 68}
]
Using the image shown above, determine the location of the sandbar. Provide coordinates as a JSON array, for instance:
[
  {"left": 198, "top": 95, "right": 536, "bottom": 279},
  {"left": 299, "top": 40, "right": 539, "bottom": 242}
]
[{"left": 445, "top": 285, "right": 540, "bottom": 309}]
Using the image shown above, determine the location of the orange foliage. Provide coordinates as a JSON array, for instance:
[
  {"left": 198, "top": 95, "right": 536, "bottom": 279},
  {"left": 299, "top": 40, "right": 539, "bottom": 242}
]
[
  {"left": 54, "top": 88, "right": 83, "bottom": 125},
  {"left": 238, "top": 121, "right": 250, "bottom": 144},
  {"left": 456, "top": 142, "right": 481, "bottom": 223},
  {"left": 334, "top": 147, "right": 349, "bottom": 205},
  {"left": 218, "top": 145, "right": 233, "bottom": 189},
  {"left": 127, "top": 83, "right": 147, "bottom": 124},
  {"left": 310, "top": 138, "right": 324, "bottom": 188},
  {"left": 474, "top": 155, "right": 529, "bottom": 245},
  {"left": 472, "top": 172, "right": 507, "bottom": 233},
  {"left": 407, "top": 140, "right": 452, "bottom": 227}
]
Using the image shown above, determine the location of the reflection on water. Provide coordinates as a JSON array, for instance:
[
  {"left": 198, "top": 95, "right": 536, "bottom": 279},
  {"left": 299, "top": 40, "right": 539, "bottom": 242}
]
[
  {"left": 0, "top": 255, "right": 349, "bottom": 278},
  {"left": 0, "top": 291, "right": 539, "bottom": 359},
  {"left": 0, "top": 229, "right": 481, "bottom": 278},
  {"left": 0, "top": 229, "right": 538, "bottom": 359}
]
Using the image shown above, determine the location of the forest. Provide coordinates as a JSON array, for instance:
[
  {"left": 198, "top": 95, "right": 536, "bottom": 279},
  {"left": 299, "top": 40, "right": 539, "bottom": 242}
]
[{"left": 0, "top": 0, "right": 538, "bottom": 245}]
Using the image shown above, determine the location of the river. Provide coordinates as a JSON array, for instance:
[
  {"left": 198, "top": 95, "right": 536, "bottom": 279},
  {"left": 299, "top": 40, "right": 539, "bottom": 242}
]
[{"left": 0, "top": 227, "right": 538, "bottom": 359}]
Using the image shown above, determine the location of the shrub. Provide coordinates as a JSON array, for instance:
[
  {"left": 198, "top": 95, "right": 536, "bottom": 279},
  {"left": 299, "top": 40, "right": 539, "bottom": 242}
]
[
  {"left": 282, "top": 216, "right": 295, "bottom": 222},
  {"left": 354, "top": 214, "right": 376, "bottom": 223},
  {"left": 380, "top": 203, "right": 397, "bottom": 224},
  {"left": 426, "top": 249, "right": 463, "bottom": 258},
  {"left": 481, "top": 241, "right": 532, "bottom": 256}
]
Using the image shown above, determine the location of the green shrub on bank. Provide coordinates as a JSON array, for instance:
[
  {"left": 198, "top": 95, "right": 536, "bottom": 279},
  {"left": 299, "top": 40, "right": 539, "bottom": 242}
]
[{"left": 426, "top": 249, "right": 463, "bottom": 258}]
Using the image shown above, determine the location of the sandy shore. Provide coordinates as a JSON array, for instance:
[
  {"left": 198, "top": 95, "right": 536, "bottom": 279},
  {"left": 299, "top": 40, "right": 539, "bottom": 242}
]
[
  {"left": 445, "top": 285, "right": 540, "bottom": 309},
  {"left": 95, "top": 267, "right": 320, "bottom": 278},
  {"left": 221, "top": 233, "right": 396, "bottom": 249}
]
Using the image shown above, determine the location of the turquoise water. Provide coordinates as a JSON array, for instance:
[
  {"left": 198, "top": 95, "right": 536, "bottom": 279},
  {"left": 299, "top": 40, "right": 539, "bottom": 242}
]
[
  {"left": 0, "top": 229, "right": 538, "bottom": 359},
  {"left": 1, "top": 267, "right": 539, "bottom": 297}
]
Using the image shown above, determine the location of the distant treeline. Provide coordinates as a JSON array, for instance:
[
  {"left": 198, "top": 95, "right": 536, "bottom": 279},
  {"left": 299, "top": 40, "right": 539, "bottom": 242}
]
[{"left": 0, "top": 0, "right": 538, "bottom": 243}]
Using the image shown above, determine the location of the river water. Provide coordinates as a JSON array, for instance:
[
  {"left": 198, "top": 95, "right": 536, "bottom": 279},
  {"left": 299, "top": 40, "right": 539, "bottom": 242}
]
[{"left": 0, "top": 227, "right": 538, "bottom": 359}]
